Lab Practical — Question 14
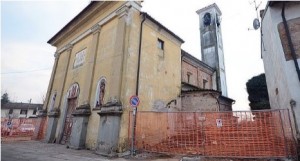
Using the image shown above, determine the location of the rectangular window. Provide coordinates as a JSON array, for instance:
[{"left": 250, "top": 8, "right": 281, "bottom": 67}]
[
  {"left": 187, "top": 72, "right": 192, "bottom": 83},
  {"left": 203, "top": 79, "right": 208, "bottom": 89},
  {"left": 9, "top": 109, "right": 13, "bottom": 114},
  {"left": 20, "top": 110, "right": 27, "bottom": 115},
  {"left": 157, "top": 39, "right": 164, "bottom": 50},
  {"left": 33, "top": 109, "right": 37, "bottom": 115}
]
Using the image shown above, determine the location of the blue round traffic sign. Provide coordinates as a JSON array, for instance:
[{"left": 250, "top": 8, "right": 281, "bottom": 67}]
[
  {"left": 130, "top": 95, "right": 140, "bottom": 107},
  {"left": 7, "top": 121, "right": 12, "bottom": 126}
]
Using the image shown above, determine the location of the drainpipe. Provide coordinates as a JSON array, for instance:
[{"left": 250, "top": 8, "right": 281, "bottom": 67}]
[
  {"left": 131, "top": 13, "right": 146, "bottom": 156},
  {"left": 281, "top": 2, "right": 300, "bottom": 82},
  {"left": 136, "top": 13, "right": 146, "bottom": 96},
  {"left": 181, "top": 54, "right": 184, "bottom": 93}
]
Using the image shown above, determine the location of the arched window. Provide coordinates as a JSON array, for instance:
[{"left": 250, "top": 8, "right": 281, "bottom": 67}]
[
  {"left": 67, "top": 83, "right": 80, "bottom": 99},
  {"left": 95, "top": 77, "right": 106, "bottom": 107}
]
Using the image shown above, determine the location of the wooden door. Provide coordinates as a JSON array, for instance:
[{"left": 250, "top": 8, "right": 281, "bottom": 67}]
[{"left": 61, "top": 98, "right": 77, "bottom": 144}]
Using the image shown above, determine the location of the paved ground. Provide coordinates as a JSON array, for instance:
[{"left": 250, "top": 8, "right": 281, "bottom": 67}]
[
  {"left": 1, "top": 141, "right": 292, "bottom": 161},
  {"left": 1, "top": 141, "right": 178, "bottom": 161},
  {"left": 1, "top": 141, "right": 117, "bottom": 161}
]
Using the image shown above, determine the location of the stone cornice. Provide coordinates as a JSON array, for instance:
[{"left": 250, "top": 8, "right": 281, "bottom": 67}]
[
  {"left": 65, "top": 43, "right": 73, "bottom": 51},
  {"left": 55, "top": 2, "right": 136, "bottom": 55},
  {"left": 196, "top": 3, "right": 222, "bottom": 16},
  {"left": 91, "top": 24, "right": 101, "bottom": 34},
  {"left": 126, "top": 1, "right": 141, "bottom": 11},
  {"left": 72, "top": 104, "right": 91, "bottom": 117},
  {"left": 56, "top": 43, "right": 74, "bottom": 54},
  {"left": 48, "top": 1, "right": 109, "bottom": 45},
  {"left": 48, "top": 108, "right": 60, "bottom": 118},
  {"left": 37, "top": 109, "right": 47, "bottom": 117},
  {"left": 54, "top": 52, "right": 60, "bottom": 59},
  {"left": 116, "top": 3, "right": 131, "bottom": 18}
]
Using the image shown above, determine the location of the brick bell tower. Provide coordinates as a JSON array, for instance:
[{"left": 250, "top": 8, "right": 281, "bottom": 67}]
[{"left": 196, "top": 3, "right": 228, "bottom": 96}]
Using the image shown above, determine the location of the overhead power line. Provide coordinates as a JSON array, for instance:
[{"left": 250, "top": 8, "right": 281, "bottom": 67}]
[{"left": 1, "top": 68, "right": 51, "bottom": 75}]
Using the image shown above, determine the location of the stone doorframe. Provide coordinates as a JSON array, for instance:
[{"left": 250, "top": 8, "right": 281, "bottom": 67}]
[{"left": 57, "top": 83, "right": 80, "bottom": 144}]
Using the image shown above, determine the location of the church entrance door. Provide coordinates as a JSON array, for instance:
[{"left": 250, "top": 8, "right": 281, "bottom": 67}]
[{"left": 61, "top": 98, "right": 77, "bottom": 145}]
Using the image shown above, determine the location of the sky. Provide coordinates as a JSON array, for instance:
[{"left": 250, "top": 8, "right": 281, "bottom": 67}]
[{"left": 1, "top": 0, "right": 267, "bottom": 110}]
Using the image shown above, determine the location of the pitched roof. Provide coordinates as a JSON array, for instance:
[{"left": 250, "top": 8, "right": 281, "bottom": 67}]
[
  {"left": 1, "top": 103, "right": 43, "bottom": 110},
  {"left": 48, "top": 1, "right": 98, "bottom": 44},
  {"left": 48, "top": 2, "right": 184, "bottom": 45},
  {"left": 141, "top": 12, "right": 184, "bottom": 43},
  {"left": 181, "top": 50, "right": 214, "bottom": 71},
  {"left": 182, "top": 87, "right": 221, "bottom": 94}
]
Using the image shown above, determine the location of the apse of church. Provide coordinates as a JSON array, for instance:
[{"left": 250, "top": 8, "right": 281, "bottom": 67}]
[{"left": 43, "top": 1, "right": 183, "bottom": 153}]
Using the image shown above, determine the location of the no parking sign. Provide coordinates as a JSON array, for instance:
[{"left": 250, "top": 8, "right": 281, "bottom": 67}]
[{"left": 129, "top": 95, "right": 140, "bottom": 107}]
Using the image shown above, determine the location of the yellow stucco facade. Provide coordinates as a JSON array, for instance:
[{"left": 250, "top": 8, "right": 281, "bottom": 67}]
[{"left": 44, "top": 1, "right": 183, "bottom": 151}]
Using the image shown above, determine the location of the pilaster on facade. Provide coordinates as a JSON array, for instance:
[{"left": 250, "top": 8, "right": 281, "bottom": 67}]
[
  {"left": 65, "top": 43, "right": 73, "bottom": 52},
  {"left": 115, "top": 1, "right": 142, "bottom": 18},
  {"left": 91, "top": 24, "right": 101, "bottom": 34},
  {"left": 56, "top": 43, "right": 74, "bottom": 55},
  {"left": 116, "top": 4, "right": 131, "bottom": 18},
  {"left": 108, "top": 9, "right": 129, "bottom": 105},
  {"left": 53, "top": 2, "right": 141, "bottom": 57},
  {"left": 44, "top": 51, "right": 60, "bottom": 111},
  {"left": 126, "top": 1, "right": 142, "bottom": 12},
  {"left": 81, "top": 24, "right": 101, "bottom": 106},
  {"left": 54, "top": 52, "right": 60, "bottom": 59},
  {"left": 57, "top": 45, "right": 73, "bottom": 110}
]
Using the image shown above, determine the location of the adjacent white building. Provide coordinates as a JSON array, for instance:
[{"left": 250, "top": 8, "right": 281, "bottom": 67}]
[
  {"left": 261, "top": 1, "right": 300, "bottom": 137},
  {"left": 1, "top": 103, "right": 43, "bottom": 118}
]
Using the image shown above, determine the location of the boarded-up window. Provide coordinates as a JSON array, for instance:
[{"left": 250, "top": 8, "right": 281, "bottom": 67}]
[{"left": 278, "top": 17, "right": 300, "bottom": 61}]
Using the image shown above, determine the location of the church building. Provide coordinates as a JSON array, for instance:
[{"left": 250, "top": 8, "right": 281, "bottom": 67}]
[{"left": 43, "top": 1, "right": 233, "bottom": 155}]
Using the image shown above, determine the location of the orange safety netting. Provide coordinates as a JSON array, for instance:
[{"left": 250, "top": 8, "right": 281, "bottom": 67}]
[
  {"left": 129, "top": 109, "right": 297, "bottom": 158},
  {"left": 1, "top": 117, "right": 48, "bottom": 141}
]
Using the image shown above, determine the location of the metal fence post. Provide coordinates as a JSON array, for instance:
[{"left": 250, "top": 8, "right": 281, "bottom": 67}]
[
  {"left": 279, "top": 110, "right": 288, "bottom": 157},
  {"left": 287, "top": 108, "right": 298, "bottom": 158}
]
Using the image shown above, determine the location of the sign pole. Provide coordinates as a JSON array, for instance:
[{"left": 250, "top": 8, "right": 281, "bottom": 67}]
[
  {"left": 131, "top": 106, "right": 137, "bottom": 156},
  {"left": 129, "top": 95, "right": 139, "bottom": 156}
]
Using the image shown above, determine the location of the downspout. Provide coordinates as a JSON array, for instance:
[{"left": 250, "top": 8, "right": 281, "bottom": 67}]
[
  {"left": 281, "top": 2, "right": 300, "bottom": 82},
  {"left": 132, "top": 13, "right": 146, "bottom": 155},
  {"left": 136, "top": 13, "right": 146, "bottom": 96},
  {"left": 181, "top": 54, "right": 184, "bottom": 94}
]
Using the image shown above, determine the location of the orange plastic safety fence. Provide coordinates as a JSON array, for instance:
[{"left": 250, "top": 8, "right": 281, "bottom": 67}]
[
  {"left": 1, "top": 117, "right": 47, "bottom": 141},
  {"left": 129, "top": 109, "right": 297, "bottom": 158}
]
